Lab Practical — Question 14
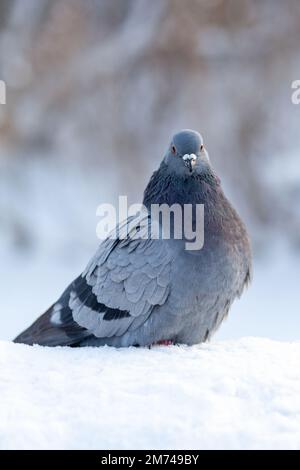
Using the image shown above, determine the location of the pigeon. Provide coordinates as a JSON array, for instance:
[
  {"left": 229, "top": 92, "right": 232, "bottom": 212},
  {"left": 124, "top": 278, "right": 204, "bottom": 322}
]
[{"left": 14, "top": 129, "right": 252, "bottom": 347}]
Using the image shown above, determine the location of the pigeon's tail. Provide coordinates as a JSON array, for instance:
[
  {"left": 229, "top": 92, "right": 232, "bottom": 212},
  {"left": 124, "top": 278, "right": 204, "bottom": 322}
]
[
  {"left": 14, "top": 306, "right": 68, "bottom": 346},
  {"left": 14, "top": 303, "right": 90, "bottom": 347}
]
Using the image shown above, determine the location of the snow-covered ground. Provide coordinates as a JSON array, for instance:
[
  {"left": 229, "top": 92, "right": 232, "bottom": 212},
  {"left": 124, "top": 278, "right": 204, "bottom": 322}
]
[{"left": 0, "top": 337, "right": 300, "bottom": 450}]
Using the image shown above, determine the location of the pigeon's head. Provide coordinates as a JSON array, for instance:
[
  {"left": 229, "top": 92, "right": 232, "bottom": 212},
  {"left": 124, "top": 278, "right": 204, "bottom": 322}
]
[{"left": 164, "top": 129, "right": 210, "bottom": 177}]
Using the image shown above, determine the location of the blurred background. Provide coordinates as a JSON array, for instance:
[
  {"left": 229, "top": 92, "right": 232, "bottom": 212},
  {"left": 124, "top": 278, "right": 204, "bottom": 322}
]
[{"left": 0, "top": 0, "right": 299, "bottom": 341}]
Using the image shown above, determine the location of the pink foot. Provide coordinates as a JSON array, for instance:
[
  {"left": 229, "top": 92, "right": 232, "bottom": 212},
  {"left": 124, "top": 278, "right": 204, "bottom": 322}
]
[{"left": 153, "top": 340, "right": 174, "bottom": 346}]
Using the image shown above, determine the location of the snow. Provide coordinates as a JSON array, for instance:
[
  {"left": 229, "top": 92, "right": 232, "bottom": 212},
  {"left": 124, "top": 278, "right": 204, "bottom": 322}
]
[{"left": 1, "top": 338, "right": 300, "bottom": 450}]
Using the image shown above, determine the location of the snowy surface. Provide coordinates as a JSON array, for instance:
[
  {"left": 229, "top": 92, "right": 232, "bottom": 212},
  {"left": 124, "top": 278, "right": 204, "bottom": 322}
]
[{"left": 1, "top": 338, "right": 300, "bottom": 450}]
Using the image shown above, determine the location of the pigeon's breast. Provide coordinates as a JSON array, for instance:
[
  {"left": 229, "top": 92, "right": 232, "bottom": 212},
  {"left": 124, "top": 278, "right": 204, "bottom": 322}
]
[{"left": 165, "top": 236, "right": 245, "bottom": 319}]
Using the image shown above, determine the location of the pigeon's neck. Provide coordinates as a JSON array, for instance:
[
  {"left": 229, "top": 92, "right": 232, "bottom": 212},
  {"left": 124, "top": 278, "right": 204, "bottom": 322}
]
[{"left": 143, "top": 162, "right": 221, "bottom": 208}]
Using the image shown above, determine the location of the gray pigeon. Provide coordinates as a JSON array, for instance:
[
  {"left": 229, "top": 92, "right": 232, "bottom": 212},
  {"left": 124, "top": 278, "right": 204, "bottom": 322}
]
[{"left": 14, "top": 129, "right": 252, "bottom": 347}]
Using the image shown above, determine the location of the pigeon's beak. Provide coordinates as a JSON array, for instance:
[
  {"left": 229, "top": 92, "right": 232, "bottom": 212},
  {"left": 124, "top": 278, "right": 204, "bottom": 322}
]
[{"left": 182, "top": 154, "right": 197, "bottom": 172}]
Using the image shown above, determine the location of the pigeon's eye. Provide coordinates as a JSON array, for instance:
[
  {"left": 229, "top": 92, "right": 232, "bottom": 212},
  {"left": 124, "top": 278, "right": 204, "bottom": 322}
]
[
  {"left": 171, "top": 145, "right": 176, "bottom": 154},
  {"left": 200, "top": 144, "right": 204, "bottom": 151}
]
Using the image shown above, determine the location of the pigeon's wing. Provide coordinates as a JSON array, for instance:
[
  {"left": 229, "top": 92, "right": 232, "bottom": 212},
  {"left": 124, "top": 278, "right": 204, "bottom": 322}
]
[
  {"left": 15, "top": 213, "right": 173, "bottom": 346},
  {"left": 69, "top": 213, "right": 172, "bottom": 338}
]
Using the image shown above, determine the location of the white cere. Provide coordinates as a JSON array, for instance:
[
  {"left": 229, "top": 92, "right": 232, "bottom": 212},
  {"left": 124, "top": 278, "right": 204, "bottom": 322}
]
[{"left": 182, "top": 154, "right": 197, "bottom": 161}]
